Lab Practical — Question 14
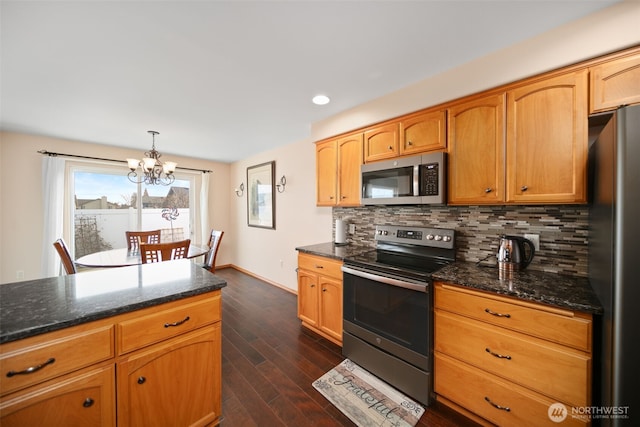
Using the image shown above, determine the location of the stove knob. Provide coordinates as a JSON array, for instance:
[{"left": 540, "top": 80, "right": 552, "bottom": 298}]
[
  {"left": 426, "top": 234, "right": 434, "bottom": 240},
  {"left": 443, "top": 236, "right": 452, "bottom": 242},
  {"left": 383, "top": 230, "right": 388, "bottom": 235},
  {"left": 435, "top": 235, "right": 443, "bottom": 241}
]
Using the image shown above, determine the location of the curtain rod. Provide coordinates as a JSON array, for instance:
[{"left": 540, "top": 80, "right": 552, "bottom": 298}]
[{"left": 37, "top": 150, "right": 212, "bottom": 173}]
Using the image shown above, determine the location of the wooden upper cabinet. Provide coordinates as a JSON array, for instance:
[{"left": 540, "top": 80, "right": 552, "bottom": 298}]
[
  {"left": 315, "top": 140, "right": 337, "bottom": 206},
  {"left": 364, "top": 123, "right": 398, "bottom": 162},
  {"left": 590, "top": 51, "right": 640, "bottom": 113},
  {"left": 506, "top": 70, "right": 588, "bottom": 204},
  {"left": 315, "top": 133, "right": 362, "bottom": 206},
  {"left": 448, "top": 94, "right": 505, "bottom": 205},
  {"left": 337, "top": 133, "right": 363, "bottom": 206},
  {"left": 399, "top": 110, "right": 446, "bottom": 156}
]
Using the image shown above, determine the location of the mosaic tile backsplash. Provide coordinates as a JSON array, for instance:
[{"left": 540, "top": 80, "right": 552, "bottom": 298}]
[{"left": 333, "top": 205, "right": 589, "bottom": 277}]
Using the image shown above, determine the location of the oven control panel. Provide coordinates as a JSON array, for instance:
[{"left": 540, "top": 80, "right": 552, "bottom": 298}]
[{"left": 375, "top": 225, "right": 455, "bottom": 249}]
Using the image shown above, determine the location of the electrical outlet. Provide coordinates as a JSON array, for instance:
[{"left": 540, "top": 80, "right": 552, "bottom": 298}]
[
  {"left": 16, "top": 270, "right": 24, "bottom": 280},
  {"left": 349, "top": 224, "right": 356, "bottom": 234},
  {"left": 524, "top": 234, "right": 540, "bottom": 251}
]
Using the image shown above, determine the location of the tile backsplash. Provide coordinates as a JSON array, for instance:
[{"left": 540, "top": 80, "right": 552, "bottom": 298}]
[{"left": 334, "top": 205, "right": 589, "bottom": 277}]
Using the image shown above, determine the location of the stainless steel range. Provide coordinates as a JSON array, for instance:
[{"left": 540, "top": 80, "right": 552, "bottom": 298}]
[{"left": 341, "top": 225, "right": 455, "bottom": 406}]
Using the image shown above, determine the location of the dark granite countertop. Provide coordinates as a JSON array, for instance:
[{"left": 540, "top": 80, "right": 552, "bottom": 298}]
[
  {"left": 432, "top": 261, "right": 603, "bottom": 315},
  {"left": 295, "top": 242, "right": 370, "bottom": 261},
  {"left": 0, "top": 259, "right": 227, "bottom": 344}
]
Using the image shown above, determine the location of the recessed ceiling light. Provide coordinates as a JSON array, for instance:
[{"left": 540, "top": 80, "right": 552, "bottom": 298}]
[{"left": 312, "top": 95, "right": 330, "bottom": 105}]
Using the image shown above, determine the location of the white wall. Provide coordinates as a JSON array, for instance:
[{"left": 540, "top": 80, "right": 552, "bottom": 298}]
[{"left": 228, "top": 138, "right": 333, "bottom": 292}]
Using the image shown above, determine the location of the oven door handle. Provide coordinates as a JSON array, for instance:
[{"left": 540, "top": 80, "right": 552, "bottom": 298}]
[{"left": 341, "top": 266, "right": 427, "bottom": 293}]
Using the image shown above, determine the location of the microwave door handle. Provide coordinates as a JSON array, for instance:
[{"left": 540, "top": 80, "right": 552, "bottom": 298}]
[{"left": 413, "top": 165, "right": 420, "bottom": 196}]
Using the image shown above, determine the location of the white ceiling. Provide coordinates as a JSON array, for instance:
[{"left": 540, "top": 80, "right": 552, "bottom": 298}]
[{"left": 0, "top": 0, "right": 621, "bottom": 163}]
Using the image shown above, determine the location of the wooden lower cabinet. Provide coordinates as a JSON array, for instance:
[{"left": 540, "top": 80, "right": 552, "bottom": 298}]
[
  {"left": 0, "top": 292, "right": 222, "bottom": 427},
  {"left": 117, "top": 325, "right": 221, "bottom": 427},
  {"left": 434, "top": 282, "right": 592, "bottom": 426},
  {"left": 297, "top": 252, "right": 343, "bottom": 345},
  {"left": 0, "top": 365, "right": 115, "bottom": 427}
]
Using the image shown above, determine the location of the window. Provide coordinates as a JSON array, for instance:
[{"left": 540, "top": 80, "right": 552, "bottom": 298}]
[{"left": 70, "top": 163, "right": 195, "bottom": 258}]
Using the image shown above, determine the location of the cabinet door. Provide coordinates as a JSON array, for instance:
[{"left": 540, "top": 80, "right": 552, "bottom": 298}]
[
  {"left": 0, "top": 365, "right": 115, "bottom": 427},
  {"left": 318, "top": 276, "right": 342, "bottom": 342},
  {"left": 297, "top": 270, "right": 319, "bottom": 327},
  {"left": 117, "top": 325, "right": 221, "bottom": 427},
  {"left": 364, "top": 123, "right": 399, "bottom": 162},
  {"left": 337, "top": 133, "right": 363, "bottom": 206},
  {"left": 448, "top": 94, "right": 505, "bottom": 204},
  {"left": 400, "top": 110, "right": 446, "bottom": 155},
  {"left": 590, "top": 51, "right": 640, "bottom": 113},
  {"left": 506, "top": 70, "right": 588, "bottom": 203},
  {"left": 316, "top": 140, "right": 337, "bottom": 206}
]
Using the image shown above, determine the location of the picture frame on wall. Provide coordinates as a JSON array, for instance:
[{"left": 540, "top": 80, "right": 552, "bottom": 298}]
[{"left": 247, "top": 161, "right": 275, "bottom": 229}]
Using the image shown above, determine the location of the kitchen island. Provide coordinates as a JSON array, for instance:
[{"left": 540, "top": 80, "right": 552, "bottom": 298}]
[{"left": 0, "top": 259, "right": 226, "bottom": 426}]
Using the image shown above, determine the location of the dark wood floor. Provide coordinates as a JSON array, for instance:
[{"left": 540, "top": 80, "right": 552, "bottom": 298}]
[{"left": 217, "top": 268, "right": 479, "bottom": 427}]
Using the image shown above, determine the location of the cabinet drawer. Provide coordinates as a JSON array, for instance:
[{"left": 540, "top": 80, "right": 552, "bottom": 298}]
[
  {"left": 298, "top": 253, "right": 343, "bottom": 280},
  {"left": 0, "top": 365, "right": 116, "bottom": 427},
  {"left": 0, "top": 324, "right": 114, "bottom": 396},
  {"left": 118, "top": 294, "right": 221, "bottom": 354},
  {"left": 434, "top": 283, "right": 592, "bottom": 351},
  {"left": 435, "top": 353, "right": 588, "bottom": 427},
  {"left": 435, "top": 310, "right": 590, "bottom": 407}
]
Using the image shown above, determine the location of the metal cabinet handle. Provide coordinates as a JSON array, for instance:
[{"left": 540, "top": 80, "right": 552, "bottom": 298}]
[
  {"left": 164, "top": 316, "right": 190, "bottom": 328},
  {"left": 485, "top": 396, "right": 510, "bottom": 412},
  {"left": 407, "top": 140, "right": 413, "bottom": 146},
  {"left": 521, "top": 185, "right": 528, "bottom": 192},
  {"left": 486, "top": 347, "right": 512, "bottom": 360},
  {"left": 484, "top": 188, "right": 492, "bottom": 193},
  {"left": 137, "top": 376, "right": 146, "bottom": 384},
  {"left": 83, "top": 398, "right": 95, "bottom": 408},
  {"left": 322, "top": 288, "right": 327, "bottom": 292},
  {"left": 388, "top": 146, "right": 393, "bottom": 150},
  {"left": 314, "top": 265, "right": 324, "bottom": 269},
  {"left": 485, "top": 308, "right": 511, "bottom": 318},
  {"left": 6, "top": 357, "right": 55, "bottom": 377}
]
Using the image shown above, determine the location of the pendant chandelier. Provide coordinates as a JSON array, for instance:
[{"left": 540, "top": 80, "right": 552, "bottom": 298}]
[{"left": 126, "top": 130, "right": 177, "bottom": 185}]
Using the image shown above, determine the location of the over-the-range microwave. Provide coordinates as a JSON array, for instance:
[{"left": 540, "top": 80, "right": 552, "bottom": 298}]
[{"left": 361, "top": 152, "right": 446, "bottom": 205}]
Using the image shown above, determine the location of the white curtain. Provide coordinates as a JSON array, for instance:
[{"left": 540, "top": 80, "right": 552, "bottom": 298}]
[
  {"left": 200, "top": 171, "right": 210, "bottom": 244},
  {"left": 41, "top": 156, "right": 66, "bottom": 277}
]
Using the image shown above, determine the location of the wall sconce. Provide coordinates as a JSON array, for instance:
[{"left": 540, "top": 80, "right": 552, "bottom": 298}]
[
  {"left": 276, "top": 175, "right": 286, "bottom": 193},
  {"left": 235, "top": 182, "right": 244, "bottom": 197}
]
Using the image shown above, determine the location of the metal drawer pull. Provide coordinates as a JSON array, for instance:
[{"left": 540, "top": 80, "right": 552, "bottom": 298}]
[
  {"left": 484, "top": 188, "right": 493, "bottom": 193},
  {"left": 6, "top": 357, "right": 55, "bottom": 377},
  {"left": 164, "top": 316, "right": 190, "bottom": 328},
  {"left": 485, "top": 396, "right": 510, "bottom": 412},
  {"left": 485, "top": 308, "right": 511, "bottom": 318},
  {"left": 315, "top": 265, "right": 324, "bottom": 269},
  {"left": 486, "top": 347, "right": 512, "bottom": 360},
  {"left": 138, "top": 376, "right": 146, "bottom": 384},
  {"left": 83, "top": 398, "right": 95, "bottom": 408}
]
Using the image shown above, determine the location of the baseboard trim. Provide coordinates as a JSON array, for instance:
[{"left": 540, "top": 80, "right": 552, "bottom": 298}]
[{"left": 219, "top": 264, "right": 297, "bottom": 296}]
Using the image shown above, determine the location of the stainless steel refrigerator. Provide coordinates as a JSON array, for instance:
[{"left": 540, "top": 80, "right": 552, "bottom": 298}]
[{"left": 588, "top": 104, "right": 640, "bottom": 426}]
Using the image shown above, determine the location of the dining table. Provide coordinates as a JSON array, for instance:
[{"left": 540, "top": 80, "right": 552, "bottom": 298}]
[{"left": 75, "top": 244, "right": 210, "bottom": 268}]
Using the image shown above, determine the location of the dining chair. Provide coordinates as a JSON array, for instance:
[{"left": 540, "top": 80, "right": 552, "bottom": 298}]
[
  {"left": 53, "top": 238, "right": 77, "bottom": 275},
  {"left": 140, "top": 239, "right": 191, "bottom": 264},
  {"left": 126, "top": 230, "right": 161, "bottom": 251},
  {"left": 204, "top": 230, "right": 224, "bottom": 272}
]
